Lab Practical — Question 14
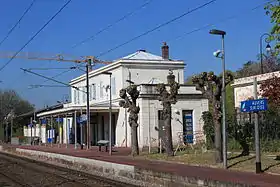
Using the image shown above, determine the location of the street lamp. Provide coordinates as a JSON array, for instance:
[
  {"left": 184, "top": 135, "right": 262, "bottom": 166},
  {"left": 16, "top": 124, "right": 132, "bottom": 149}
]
[
  {"left": 102, "top": 71, "right": 112, "bottom": 155},
  {"left": 260, "top": 33, "right": 272, "bottom": 74},
  {"left": 210, "top": 29, "right": 227, "bottom": 169}
]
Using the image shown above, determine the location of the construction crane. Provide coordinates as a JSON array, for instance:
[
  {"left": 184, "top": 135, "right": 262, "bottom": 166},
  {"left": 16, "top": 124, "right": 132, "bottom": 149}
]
[{"left": 0, "top": 51, "right": 112, "bottom": 66}]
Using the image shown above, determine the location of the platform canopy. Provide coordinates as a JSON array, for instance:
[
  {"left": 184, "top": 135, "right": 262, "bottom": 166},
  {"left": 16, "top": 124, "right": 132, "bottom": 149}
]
[{"left": 36, "top": 103, "right": 119, "bottom": 118}]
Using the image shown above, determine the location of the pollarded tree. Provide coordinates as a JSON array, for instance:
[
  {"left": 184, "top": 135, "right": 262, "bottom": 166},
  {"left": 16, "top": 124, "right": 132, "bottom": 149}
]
[
  {"left": 119, "top": 85, "right": 140, "bottom": 156},
  {"left": 192, "top": 71, "right": 233, "bottom": 163},
  {"left": 156, "top": 70, "right": 180, "bottom": 156}
]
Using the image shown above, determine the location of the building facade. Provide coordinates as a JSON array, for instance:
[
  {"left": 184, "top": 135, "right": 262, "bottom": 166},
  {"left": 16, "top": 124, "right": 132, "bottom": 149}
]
[
  {"left": 232, "top": 71, "right": 280, "bottom": 108},
  {"left": 36, "top": 43, "right": 208, "bottom": 148}
]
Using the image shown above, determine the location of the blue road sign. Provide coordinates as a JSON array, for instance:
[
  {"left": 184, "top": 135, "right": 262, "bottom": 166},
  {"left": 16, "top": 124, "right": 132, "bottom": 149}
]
[{"left": 240, "top": 98, "right": 268, "bottom": 113}]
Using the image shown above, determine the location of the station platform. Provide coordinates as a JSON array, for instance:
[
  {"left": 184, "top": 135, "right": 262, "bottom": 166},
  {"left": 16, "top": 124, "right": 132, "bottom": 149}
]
[{"left": 1, "top": 144, "right": 280, "bottom": 187}]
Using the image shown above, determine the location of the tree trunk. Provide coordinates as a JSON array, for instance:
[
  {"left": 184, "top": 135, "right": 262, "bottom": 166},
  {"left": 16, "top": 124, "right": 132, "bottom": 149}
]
[
  {"left": 163, "top": 115, "right": 173, "bottom": 156},
  {"left": 213, "top": 106, "right": 222, "bottom": 163},
  {"left": 162, "top": 104, "right": 173, "bottom": 156},
  {"left": 131, "top": 124, "right": 139, "bottom": 156},
  {"left": 214, "top": 119, "right": 222, "bottom": 163}
]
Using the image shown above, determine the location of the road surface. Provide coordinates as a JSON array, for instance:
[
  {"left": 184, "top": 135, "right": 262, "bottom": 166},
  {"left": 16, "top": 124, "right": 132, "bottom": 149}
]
[{"left": 0, "top": 152, "right": 136, "bottom": 187}]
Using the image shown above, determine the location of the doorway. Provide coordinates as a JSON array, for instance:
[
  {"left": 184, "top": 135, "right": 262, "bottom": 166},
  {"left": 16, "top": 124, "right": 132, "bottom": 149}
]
[{"left": 182, "top": 110, "right": 194, "bottom": 144}]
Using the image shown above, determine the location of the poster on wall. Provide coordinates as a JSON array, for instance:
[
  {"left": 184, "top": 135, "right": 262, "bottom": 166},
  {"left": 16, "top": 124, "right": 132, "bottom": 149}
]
[{"left": 183, "top": 111, "right": 193, "bottom": 144}]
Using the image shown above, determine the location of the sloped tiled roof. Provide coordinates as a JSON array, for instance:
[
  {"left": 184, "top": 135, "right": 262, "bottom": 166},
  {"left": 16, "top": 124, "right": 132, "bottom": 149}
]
[{"left": 121, "top": 50, "right": 163, "bottom": 60}]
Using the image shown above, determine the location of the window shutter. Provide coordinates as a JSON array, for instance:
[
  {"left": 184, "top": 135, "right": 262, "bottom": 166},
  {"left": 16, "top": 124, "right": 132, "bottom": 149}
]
[
  {"left": 111, "top": 77, "right": 116, "bottom": 95},
  {"left": 83, "top": 86, "right": 86, "bottom": 103},
  {"left": 92, "top": 84, "right": 96, "bottom": 100},
  {"left": 100, "top": 82, "right": 103, "bottom": 98},
  {"left": 77, "top": 89, "right": 80, "bottom": 104},
  {"left": 73, "top": 90, "right": 77, "bottom": 104}
]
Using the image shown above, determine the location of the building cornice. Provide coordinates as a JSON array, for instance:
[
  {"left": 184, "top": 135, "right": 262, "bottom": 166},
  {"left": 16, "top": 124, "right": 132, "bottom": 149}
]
[{"left": 70, "top": 60, "right": 185, "bottom": 85}]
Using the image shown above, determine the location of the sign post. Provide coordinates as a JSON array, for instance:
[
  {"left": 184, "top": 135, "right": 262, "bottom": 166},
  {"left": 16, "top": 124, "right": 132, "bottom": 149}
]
[
  {"left": 80, "top": 113, "right": 87, "bottom": 150},
  {"left": 240, "top": 77, "right": 268, "bottom": 173}
]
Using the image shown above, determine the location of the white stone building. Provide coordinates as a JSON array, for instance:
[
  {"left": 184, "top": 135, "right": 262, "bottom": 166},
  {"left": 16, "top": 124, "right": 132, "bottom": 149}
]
[
  {"left": 36, "top": 43, "right": 208, "bottom": 148},
  {"left": 232, "top": 71, "right": 280, "bottom": 108}
]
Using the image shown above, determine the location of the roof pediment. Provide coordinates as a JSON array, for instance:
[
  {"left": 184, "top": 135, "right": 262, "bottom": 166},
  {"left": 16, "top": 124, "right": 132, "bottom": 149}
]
[{"left": 121, "top": 50, "right": 163, "bottom": 61}]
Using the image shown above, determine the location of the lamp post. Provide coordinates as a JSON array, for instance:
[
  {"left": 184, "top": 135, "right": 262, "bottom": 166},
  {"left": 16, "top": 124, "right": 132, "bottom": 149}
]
[
  {"left": 102, "top": 72, "right": 112, "bottom": 155},
  {"left": 210, "top": 29, "right": 227, "bottom": 169},
  {"left": 260, "top": 33, "right": 272, "bottom": 74}
]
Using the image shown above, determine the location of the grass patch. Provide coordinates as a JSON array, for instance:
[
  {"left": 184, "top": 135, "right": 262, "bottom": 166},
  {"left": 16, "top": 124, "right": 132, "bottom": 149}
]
[{"left": 137, "top": 147, "right": 280, "bottom": 174}]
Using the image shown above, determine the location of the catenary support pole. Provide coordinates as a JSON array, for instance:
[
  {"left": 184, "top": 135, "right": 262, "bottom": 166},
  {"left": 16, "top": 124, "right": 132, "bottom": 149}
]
[
  {"left": 80, "top": 108, "right": 83, "bottom": 149},
  {"left": 109, "top": 73, "right": 112, "bottom": 155},
  {"left": 65, "top": 114, "right": 68, "bottom": 148},
  {"left": 86, "top": 62, "right": 91, "bottom": 150},
  {"left": 34, "top": 110, "right": 36, "bottom": 141},
  {"left": 51, "top": 116, "right": 53, "bottom": 147},
  {"left": 254, "top": 77, "right": 262, "bottom": 173},
  {"left": 222, "top": 34, "right": 227, "bottom": 169},
  {"left": 148, "top": 99, "right": 151, "bottom": 154},
  {"left": 74, "top": 111, "right": 77, "bottom": 149},
  {"left": 30, "top": 117, "right": 33, "bottom": 145}
]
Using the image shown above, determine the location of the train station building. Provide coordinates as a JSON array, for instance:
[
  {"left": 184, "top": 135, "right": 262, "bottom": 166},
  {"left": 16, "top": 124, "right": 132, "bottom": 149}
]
[{"left": 26, "top": 43, "right": 208, "bottom": 148}]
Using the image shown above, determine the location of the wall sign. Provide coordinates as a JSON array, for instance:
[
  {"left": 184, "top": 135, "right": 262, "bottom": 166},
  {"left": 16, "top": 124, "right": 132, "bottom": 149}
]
[{"left": 240, "top": 98, "right": 268, "bottom": 113}]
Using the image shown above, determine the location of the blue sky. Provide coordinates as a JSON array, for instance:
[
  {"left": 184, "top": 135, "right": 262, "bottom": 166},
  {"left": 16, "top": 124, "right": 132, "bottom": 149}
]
[{"left": 0, "top": 0, "right": 273, "bottom": 108}]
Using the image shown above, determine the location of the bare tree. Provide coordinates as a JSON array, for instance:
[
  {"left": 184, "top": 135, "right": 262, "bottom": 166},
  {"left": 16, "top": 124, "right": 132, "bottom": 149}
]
[
  {"left": 119, "top": 85, "right": 140, "bottom": 156},
  {"left": 192, "top": 71, "right": 233, "bottom": 163},
  {"left": 156, "top": 70, "right": 180, "bottom": 156}
]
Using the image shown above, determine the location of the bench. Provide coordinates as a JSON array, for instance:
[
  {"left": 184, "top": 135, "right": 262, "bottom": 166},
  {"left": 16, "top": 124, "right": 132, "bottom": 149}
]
[{"left": 97, "top": 140, "right": 109, "bottom": 152}]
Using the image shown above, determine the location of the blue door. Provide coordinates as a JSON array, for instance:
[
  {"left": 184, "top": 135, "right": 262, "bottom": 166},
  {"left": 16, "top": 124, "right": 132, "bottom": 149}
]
[{"left": 183, "top": 110, "right": 194, "bottom": 144}]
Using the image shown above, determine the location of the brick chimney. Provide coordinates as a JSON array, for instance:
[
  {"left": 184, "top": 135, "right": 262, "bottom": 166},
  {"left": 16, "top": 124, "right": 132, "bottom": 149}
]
[{"left": 161, "top": 42, "right": 169, "bottom": 60}]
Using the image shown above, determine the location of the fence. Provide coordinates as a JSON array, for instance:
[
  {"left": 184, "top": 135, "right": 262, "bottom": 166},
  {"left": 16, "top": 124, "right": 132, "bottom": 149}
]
[{"left": 233, "top": 108, "right": 280, "bottom": 152}]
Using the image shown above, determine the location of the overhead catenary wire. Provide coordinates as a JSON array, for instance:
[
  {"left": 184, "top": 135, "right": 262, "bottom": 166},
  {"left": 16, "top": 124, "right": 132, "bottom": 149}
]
[
  {"left": 167, "top": 0, "right": 276, "bottom": 43},
  {"left": 34, "top": 0, "right": 155, "bottom": 83},
  {"left": 32, "top": 0, "right": 216, "bottom": 85},
  {"left": 96, "top": 0, "right": 217, "bottom": 58},
  {"left": 22, "top": 0, "right": 271, "bottom": 92},
  {"left": 28, "top": 84, "right": 70, "bottom": 89},
  {"left": 0, "top": 0, "right": 37, "bottom": 47},
  {"left": 26, "top": 63, "right": 86, "bottom": 91},
  {"left": 0, "top": 0, "right": 72, "bottom": 72},
  {"left": 20, "top": 68, "right": 85, "bottom": 93},
  {"left": 71, "top": 0, "right": 154, "bottom": 49},
  {"left": 27, "top": 67, "right": 78, "bottom": 71}
]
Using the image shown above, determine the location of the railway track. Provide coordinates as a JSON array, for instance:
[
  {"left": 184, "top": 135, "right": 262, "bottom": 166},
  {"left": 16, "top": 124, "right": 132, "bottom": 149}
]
[{"left": 0, "top": 152, "right": 137, "bottom": 187}]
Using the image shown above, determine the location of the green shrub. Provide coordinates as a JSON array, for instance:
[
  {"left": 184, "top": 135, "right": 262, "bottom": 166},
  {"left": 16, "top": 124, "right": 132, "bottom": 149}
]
[{"left": 202, "top": 111, "right": 214, "bottom": 149}]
